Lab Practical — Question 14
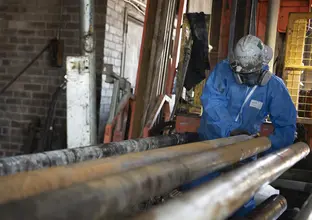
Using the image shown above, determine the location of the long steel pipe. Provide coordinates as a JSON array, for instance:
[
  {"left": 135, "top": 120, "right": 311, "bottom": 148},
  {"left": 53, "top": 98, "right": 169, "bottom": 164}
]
[
  {"left": 295, "top": 194, "right": 312, "bottom": 220},
  {"left": 134, "top": 142, "right": 310, "bottom": 220},
  {"left": 0, "top": 133, "right": 197, "bottom": 176},
  {"left": 0, "top": 137, "right": 270, "bottom": 219},
  {"left": 244, "top": 195, "right": 287, "bottom": 220},
  {"left": 0, "top": 135, "right": 251, "bottom": 205}
]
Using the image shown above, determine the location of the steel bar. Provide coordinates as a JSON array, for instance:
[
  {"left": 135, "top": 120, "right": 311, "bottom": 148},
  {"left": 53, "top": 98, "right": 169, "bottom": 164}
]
[
  {"left": 0, "top": 135, "right": 251, "bottom": 205},
  {"left": 0, "top": 133, "right": 197, "bottom": 176},
  {"left": 243, "top": 195, "right": 287, "bottom": 220},
  {"left": 134, "top": 142, "right": 310, "bottom": 220},
  {"left": 80, "top": 0, "right": 97, "bottom": 145},
  {"left": 0, "top": 137, "right": 270, "bottom": 219},
  {"left": 295, "top": 194, "right": 312, "bottom": 220}
]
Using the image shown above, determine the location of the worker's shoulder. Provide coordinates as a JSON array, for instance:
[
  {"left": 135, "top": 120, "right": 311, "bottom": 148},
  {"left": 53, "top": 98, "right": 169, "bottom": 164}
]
[
  {"left": 267, "top": 74, "right": 288, "bottom": 92},
  {"left": 214, "top": 60, "right": 232, "bottom": 76}
]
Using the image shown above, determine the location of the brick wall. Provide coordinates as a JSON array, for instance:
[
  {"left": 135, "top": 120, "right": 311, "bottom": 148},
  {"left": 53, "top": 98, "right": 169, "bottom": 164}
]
[
  {"left": 98, "top": 0, "right": 145, "bottom": 141},
  {"left": 0, "top": 0, "right": 107, "bottom": 156}
]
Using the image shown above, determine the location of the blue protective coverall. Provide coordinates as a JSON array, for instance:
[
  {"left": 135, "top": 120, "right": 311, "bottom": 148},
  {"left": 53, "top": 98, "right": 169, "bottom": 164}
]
[{"left": 181, "top": 60, "right": 297, "bottom": 216}]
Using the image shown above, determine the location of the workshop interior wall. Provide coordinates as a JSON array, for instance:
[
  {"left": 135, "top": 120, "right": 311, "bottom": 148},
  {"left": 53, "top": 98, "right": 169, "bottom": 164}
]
[{"left": 0, "top": 0, "right": 107, "bottom": 156}]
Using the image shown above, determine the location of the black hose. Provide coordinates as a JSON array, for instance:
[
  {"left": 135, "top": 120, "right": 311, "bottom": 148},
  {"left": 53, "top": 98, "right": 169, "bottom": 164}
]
[{"left": 38, "top": 81, "right": 66, "bottom": 152}]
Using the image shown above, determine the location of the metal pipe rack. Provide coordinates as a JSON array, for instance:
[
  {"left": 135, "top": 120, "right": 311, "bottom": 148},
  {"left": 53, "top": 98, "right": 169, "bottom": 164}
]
[
  {"left": 135, "top": 142, "right": 309, "bottom": 220},
  {"left": 0, "top": 137, "right": 308, "bottom": 220},
  {"left": 0, "top": 137, "right": 270, "bottom": 219},
  {"left": 0, "top": 135, "right": 251, "bottom": 205}
]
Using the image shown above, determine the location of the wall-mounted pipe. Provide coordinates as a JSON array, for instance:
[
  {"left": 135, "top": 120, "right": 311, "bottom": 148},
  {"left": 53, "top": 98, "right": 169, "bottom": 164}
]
[
  {"left": 80, "top": 0, "right": 97, "bottom": 146},
  {"left": 0, "top": 137, "right": 270, "bottom": 219},
  {"left": 134, "top": 142, "right": 310, "bottom": 220}
]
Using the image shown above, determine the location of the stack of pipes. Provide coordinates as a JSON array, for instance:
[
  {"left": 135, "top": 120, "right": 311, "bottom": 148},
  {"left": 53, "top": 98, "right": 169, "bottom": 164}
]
[{"left": 0, "top": 134, "right": 309, "bottom": 220}]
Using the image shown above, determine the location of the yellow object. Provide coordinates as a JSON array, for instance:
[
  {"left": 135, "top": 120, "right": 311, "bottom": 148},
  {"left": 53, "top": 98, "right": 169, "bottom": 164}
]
[{"left": 283, "top": 13, "right": 312, "bottom": 124}]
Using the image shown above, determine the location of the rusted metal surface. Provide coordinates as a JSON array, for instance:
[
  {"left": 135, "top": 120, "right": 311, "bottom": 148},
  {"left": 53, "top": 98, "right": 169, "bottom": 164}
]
[
  {"left": 244, "top": 195, "right": 287, "bottom": 220},
  {"left": 0, "top": 135, "right": 251, "bottom": 205},
  {"left": 104, "top": 93, "right": 133, "bottom": 143},
  {"left": 135, "top": 142, "right": 310, "bottom": 220},
  {"left": 295, "top": 193, "right": 312, "bottom": 220},
  {"left": 0, "top": 133, "right": 197, "bottom": 176},
  {"left": 0, "top": 137, "right": 270, "bottom": 219}
]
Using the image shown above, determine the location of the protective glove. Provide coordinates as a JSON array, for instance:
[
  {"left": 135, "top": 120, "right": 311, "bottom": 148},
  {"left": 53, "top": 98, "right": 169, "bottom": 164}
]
[{"left": 230, "top": 129, "right": 250, "bottom": 136}]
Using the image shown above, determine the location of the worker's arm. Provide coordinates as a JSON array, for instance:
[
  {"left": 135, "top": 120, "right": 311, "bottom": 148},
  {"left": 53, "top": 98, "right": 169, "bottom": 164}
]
[
  {"left": 268, "top": 81, "right": 297, "bottom": 152},
  {"left": 201, "top": 61, "right": 240, "bottom": 138}
]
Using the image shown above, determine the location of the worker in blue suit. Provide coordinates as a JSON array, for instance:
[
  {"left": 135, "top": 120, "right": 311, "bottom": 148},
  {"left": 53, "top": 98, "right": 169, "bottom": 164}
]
[{"left": 181, "top": 35, "right": 297, "bottom": 216}]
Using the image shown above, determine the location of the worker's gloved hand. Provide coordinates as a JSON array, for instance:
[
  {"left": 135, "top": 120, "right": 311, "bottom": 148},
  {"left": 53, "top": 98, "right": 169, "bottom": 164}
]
[{"left": 230, "top": 129, "right": 250, "bottom": 136}]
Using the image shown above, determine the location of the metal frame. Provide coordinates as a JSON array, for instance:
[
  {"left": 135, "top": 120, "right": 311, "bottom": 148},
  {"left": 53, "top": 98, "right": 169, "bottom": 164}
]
[
  {"left": 283, "top": 12, "right": 312, "bottom": 124},
  {"left": 143, "top": 95, "right": 173, "bottom": 137},
  {"left": 104, "top": 94, "right": 134, "bottom": 143}
]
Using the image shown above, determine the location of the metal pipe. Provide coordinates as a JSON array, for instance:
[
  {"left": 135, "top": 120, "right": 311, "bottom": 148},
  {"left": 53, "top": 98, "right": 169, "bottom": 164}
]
[
  {"left": 135, "top": 142, "right": 310, "bottom": 220},
  {"left": 0, "top": 135, "right": 251, "bottom": 205},
  {"left": 0, "top": 137, "right": 270, "bottom": 219},
  {"left": 295, "top": 194, "right": 312, "bottom": 220},
  {"left": 107, "top": 79, "right": 120, "bottom": 123},
  {"left": 80, "top": 0, "right": 97, "bottom": 145},
  {"left": 0, "top": 133, "right": 197, "bottom": 176},
  {"left": 244, "top": 195, "right": 287, "bottom": 220},
  {"left": 249, "top": 0, "right": 258, "bottom": 35},
  {"left": 228, "top": 0, "right": 238, "bottom": 60},
  {"left": 265, "top": 0, "right": 280, "bottom": 72}
]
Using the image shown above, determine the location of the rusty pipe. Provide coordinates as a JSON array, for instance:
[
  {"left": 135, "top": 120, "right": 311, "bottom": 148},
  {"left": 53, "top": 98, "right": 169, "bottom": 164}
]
[
  {"left": 0, "top": 135, "right": 251, "bottom": 204},
  {"left": 0, "top": 137, "right": 270, "bottom": 219},
  {"left": 135, "top": 142, "right": 310, "bottom": 220},
  {"left": 0, "top": 133, "right": 197, "bottom": 176},
  {"left": 243, "top": 195, "right": 287, "bottom": 220},
  {"left": 295, "top": 194, "right": 312, "bottom": 220}
]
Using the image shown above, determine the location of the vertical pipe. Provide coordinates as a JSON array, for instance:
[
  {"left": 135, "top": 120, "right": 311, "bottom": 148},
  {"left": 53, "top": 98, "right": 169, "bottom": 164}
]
[
  {"left": 228, "top": 0, "right": 238, "bottom": 60},
  {"left": 80, "top": 0, "right": 97, "bottom": 145},
  {"left": 249, "top": 0, "right": 258, "bottom": 35},
  {"left": 265, "top": 0, "right": 280, "bottom": 72}
]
